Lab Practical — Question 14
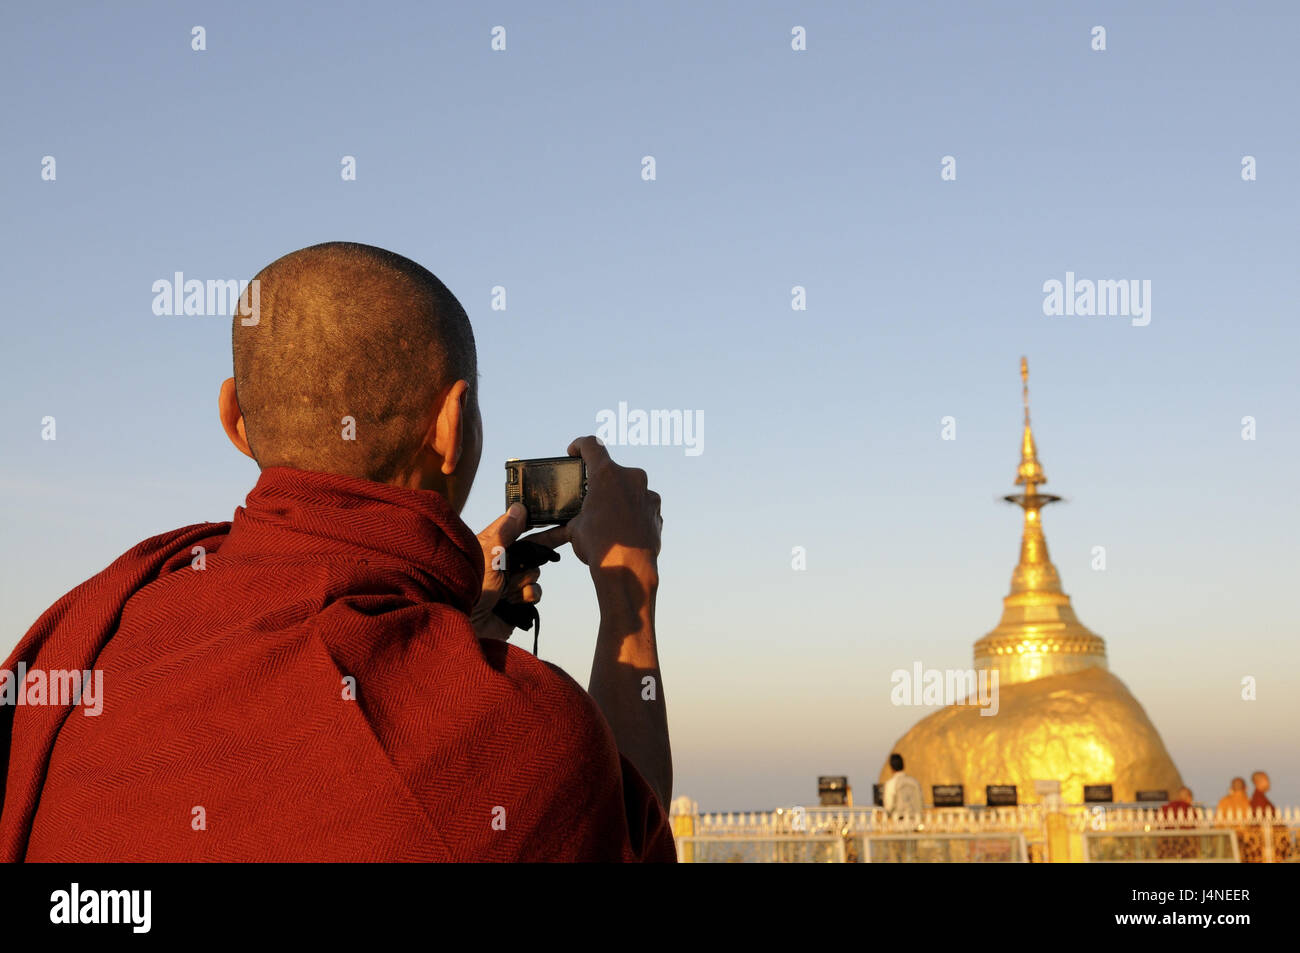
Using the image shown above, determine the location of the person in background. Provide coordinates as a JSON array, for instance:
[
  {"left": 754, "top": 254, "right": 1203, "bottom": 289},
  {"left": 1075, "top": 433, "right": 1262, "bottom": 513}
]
[
  {"left": 1217, "top": 776, "right": 1254, "bottom": 862},
  {"left": 878, "top": 753, "right": 924, "bottom": 862},
  {"left": 1216, "top": 777, "right": 1250, "bottom": 820},
  {"left": 1249, "top": 771, "right": 1277, "bottom": 814},
  {"left": 882, "top": 753, "right": 923, "bottom": 820},
  {"left": 1242, "top": 770, "right": 1292, "bottom": 863},
  {"left": 1157, "top": 786, "right": 1198, "bottom": 859},
  {"left": 1160, "top": 786, "right": 1195, "bottom": 822}
]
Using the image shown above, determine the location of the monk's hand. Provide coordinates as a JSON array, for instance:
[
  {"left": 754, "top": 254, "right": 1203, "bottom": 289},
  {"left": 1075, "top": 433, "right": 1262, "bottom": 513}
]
[
  {"left": 527, "top": 436, "right": 662, "bottom": 580},
  {"left": 470, "top": 503, "right": 543, "bottom": 641}
]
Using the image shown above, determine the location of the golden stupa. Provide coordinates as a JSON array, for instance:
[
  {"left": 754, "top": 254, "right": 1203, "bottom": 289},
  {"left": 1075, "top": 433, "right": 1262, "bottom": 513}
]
[{"left": 881, "top": 359, "right": 1182, "bottom": 805}]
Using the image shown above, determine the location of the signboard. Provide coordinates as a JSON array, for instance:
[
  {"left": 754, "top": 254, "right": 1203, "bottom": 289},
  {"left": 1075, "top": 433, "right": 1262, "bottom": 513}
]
[
  {"left": 1136, "top": 789, "right": 1169, "bottom": 802},
  {"left": 986, "top": 784, "right": 1018, "bottom": 807},
  {"left": 818, "top": 775, "right": 849, "bottom": 806},
  {"left": 932, "top": 784, "right": 965, "bottom": 807},
  {"left": 1084, "top": 784, "right": 1114, "bottom": 804},
  {"left": 1033, "top": 779, "right": 1061, "bottom": 798}
]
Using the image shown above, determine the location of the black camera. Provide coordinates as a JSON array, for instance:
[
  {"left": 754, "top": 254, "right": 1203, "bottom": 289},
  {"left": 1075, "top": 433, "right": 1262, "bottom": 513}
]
[{"left": 505, "top": 457, "right": 587, "bottom": 528}]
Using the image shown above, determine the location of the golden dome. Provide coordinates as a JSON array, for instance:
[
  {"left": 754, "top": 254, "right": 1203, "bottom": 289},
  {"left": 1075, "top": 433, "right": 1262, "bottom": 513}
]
[{"left": 881, "top": 667, "right": 1182, "bottom": 805}]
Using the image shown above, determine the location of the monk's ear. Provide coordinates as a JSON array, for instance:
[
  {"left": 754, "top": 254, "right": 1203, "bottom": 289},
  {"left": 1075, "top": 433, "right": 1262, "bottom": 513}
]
[
  {"left": 432, "top": 379, "right": 470, "bottom": 476},
  {"left": 219, "top": 378, "right": 254, "bottom": 459}
]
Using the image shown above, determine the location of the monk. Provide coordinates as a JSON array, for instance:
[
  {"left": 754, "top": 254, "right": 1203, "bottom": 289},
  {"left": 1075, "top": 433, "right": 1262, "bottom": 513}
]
[
  {"left": 1216, "top": 777, "right": 1251, "bottom": 820},
  {"left": 0, "top": 242, "right": 673, "bottom": 862},
  {"left": 1156, "top": 786, "right": 1198, "bottom": 859},
  {"left": 1247, "top": 770, "right": 1293, "bottom": 862},
  {"left": 1159, "top": 786, "right": 1196, "bottom": 823},
  {"left": 1249, "top": 770, "right": 1278, "bottom": 815}
]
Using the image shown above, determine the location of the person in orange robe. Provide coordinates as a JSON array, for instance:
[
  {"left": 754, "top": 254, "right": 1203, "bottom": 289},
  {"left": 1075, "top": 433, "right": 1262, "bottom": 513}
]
[
  {"left": 1217, "top": 777, "right": 1255, "bottom": 861},
  {"left": 1216, "top": 777, "right": 1251, "bottom": 819},
  {"left": 0, "top": 242, "right": 673, "bottom": 862}
]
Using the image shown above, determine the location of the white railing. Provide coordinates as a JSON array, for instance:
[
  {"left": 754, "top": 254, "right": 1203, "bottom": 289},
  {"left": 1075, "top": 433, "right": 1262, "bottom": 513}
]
[
  {"left": 671, "top": 802, "right": 1299, "bottom": 863},
  {"left": 675, "top": 834, "right": 845, "bottom": 864},
  {"left": 1082, "top": 829, "right": 1241, "bottom": 863},
  {"left": 858, "top": 831, "right": 1029, "bottom": 863}
]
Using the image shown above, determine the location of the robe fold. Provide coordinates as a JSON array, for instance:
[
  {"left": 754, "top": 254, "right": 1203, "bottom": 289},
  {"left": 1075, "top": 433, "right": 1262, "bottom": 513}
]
[{"left": 0, "top": 467, "right": 675, "bottom": 862}]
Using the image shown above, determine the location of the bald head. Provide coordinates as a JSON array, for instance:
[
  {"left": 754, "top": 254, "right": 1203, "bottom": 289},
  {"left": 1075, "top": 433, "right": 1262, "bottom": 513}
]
[
  {"left": 1175, "top": 786, "right": 1193, "bottom": 803},
  {"left": 1230, "top": 777, "right": 1246, "bottom": 793},
  {"left": 231, "top": 242, "right": 477, "bottom": 484}
]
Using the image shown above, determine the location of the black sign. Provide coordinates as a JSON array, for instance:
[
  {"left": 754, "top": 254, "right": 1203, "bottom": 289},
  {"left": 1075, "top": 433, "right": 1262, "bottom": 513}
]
[
  {"left": 1084, "top": 784, "right": 1114, "bottom": 804},
  {"left": 1136, "top": 789, "right": 1168, "bottom": 802},
  {"left": 818, "top": 776, "right": 848, "bottom": 806},
  {"left": 932, "top": 784, "right": 964, "bottom": 807},
  {"left": 986, "top": 784, "right": 1018, "bottom": 807},
  {"left": 872, "top": 783, "right": 884, "bottom": 807}
]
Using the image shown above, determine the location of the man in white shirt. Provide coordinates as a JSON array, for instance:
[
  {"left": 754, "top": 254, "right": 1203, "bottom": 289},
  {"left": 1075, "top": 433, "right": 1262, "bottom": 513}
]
[{"left": 882, "top": 753, "right": 924, "bottom": 819}]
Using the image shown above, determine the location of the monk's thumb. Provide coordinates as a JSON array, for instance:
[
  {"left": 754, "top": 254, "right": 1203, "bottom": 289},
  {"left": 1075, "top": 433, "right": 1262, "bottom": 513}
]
[{"left": 489, "top": 503, "right": 527, "bottom": 545}]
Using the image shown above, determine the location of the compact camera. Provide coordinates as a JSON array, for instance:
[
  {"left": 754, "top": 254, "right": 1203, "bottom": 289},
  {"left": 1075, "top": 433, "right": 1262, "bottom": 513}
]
[{"left": 504, "top": 457, "right": 587, "bottom": 528}]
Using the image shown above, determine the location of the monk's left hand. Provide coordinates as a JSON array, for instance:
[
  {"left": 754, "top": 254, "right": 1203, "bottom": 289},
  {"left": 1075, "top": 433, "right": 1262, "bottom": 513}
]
[{"left": 470, "top": 503, "right": 544, "bottom": 641}]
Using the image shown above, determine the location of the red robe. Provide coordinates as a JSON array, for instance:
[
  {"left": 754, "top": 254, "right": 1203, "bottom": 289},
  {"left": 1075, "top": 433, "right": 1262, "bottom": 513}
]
[
  {"left": 1250, "top": 790, "right": 1277, "bottom": 816},
  {"left": 1158, "top": 799, "right": 1195, "bottom": 828},
  {"left": 0, "top": 467, "right": 675, "bottom": 862}
]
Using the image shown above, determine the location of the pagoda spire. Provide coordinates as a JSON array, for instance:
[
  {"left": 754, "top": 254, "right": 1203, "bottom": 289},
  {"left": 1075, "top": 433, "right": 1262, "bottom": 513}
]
[
  {"left": 973, "top": 358, "right": 1108, "bottom": 685},
  {"left": 1015, "top": 356, "right": 1046, "bottom": 491}
]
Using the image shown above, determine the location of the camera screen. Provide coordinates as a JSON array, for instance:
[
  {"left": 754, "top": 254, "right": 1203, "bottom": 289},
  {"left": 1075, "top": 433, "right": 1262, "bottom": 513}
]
[{"left": 506, "top": 458, "right": 586, "bottom": 526}]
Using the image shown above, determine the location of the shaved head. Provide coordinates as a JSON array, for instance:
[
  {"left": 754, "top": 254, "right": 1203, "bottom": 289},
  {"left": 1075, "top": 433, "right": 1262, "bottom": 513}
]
[{"left": 232, "top": 242, "right": 477, "bottom": 483}]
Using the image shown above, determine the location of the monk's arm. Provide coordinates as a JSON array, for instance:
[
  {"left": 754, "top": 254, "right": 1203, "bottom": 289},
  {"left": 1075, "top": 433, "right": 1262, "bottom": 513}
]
[
  {"left": 526, "top": 436, "right": 671, "bottom": 811},
  {"left": 589, "top": 557, "right": 671, "bottom": 810}
]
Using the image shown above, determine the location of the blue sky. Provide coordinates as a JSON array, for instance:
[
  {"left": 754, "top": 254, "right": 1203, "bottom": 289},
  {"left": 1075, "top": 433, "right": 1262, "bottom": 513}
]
[{"left": 2, "top": 1, "right": 1297, "bottom": 810}]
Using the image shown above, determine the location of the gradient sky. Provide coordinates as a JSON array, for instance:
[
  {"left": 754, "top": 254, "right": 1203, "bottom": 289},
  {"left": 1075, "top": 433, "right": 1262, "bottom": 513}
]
[{"left": 2, "top": 0, "right": 1297, "bottom": 811}]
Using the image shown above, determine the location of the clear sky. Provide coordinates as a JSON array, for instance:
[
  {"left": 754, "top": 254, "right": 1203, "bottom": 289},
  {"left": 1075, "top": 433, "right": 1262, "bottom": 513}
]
[{"left": 2, "top": 1, "right": 1297, "bottom": 811}]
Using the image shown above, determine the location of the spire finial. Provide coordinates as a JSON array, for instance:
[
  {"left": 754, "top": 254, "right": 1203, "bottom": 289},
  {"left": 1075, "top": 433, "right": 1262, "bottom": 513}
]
[
  {"left": 1021, "top": 355, "right": 1030, "bottom": 427},
  {"left": 1014, "top": 357, "right": 1046, "bottom": 490}
]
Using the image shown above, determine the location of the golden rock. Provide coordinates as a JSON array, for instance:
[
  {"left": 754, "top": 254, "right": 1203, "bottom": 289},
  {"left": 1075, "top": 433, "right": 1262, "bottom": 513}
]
[{"left": 882, "top": 667, "right": 1182, "bottom": 805}]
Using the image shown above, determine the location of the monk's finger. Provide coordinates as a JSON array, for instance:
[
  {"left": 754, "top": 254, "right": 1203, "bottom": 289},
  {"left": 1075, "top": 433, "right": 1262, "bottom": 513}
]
[
  {"left": 505, "top": 569, "right": 541, "bottom": 596},
  {"left": 568, "top": 435, "right": 612, "bottom": 472},
  {"left": 522, "top": 525, "right": 569, "bottom": 550}
]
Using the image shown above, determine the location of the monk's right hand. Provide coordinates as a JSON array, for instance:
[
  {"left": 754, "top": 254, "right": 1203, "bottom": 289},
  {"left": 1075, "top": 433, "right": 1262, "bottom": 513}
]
[
  {"left": 526, "top": 436, "right": 662, "bottom": 577},
  {"left": 471, "top": 503, "right": 543, "bottom": 642}
]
